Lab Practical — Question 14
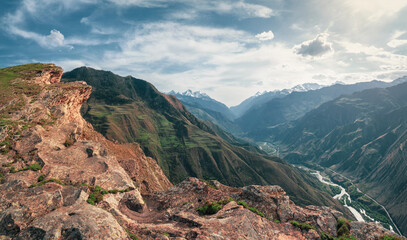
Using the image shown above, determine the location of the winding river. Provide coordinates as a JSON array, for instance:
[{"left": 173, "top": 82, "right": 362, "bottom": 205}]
[{"left": 310, "top": 171, "right": 365, "bottom": 222}]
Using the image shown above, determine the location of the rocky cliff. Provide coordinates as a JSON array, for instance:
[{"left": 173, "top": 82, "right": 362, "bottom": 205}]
[{"left": 0, "top": 63, "right": 403, "bottom": 239}]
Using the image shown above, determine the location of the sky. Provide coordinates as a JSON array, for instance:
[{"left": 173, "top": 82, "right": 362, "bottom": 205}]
[{"left": 1, "top": 0, "right": 407, "bottom": 106}]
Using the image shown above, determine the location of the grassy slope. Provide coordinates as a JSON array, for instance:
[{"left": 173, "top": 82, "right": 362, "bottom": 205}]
[{"left": 62, "top": 67, "right": 351, "bottom": 212}]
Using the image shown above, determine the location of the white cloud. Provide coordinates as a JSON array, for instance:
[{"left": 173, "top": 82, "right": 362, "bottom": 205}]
[
  {"left": 92, "top": 22, "right": 314, "bottom": 106},
  {"left": 108, "top": 0, "right": 274, "bottom": 18},
  {"left": 342, "top": 0, "right": 407, "bottom": 22},
  {"left": 387, "top": 31, "right": 407, "bottom": 48},
  {"left": 255, "top": 30, "right": 274, "bottom": 41},
  {"left": 295, "top": 33, "right": 333, "bottom": 57},
  {"left": 7, "top": 27, "right": 69, "bottom": 49},
  {"left": 107, "top": 0, "right": 167, "bottom": 7},
  {"left": 387, "top": 39, "right": 407, "bottom": 48}
]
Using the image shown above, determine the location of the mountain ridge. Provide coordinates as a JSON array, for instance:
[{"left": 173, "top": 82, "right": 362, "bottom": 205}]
[{"left": 62, "top": 66, "right": 352, "bottom": 211}]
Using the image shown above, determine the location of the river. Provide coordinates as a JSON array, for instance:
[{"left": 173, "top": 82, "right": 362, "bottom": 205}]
[{"left": 310, "top": 171, "right": 365, "bottom": 222}]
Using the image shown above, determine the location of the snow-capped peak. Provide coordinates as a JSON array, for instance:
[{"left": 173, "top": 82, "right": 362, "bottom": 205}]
[
  {"left": 169, "top": 89, "right": 210, "bottom": 99},
  {"left": 289, "top": 83, "right": 325, "bottom": 93}
]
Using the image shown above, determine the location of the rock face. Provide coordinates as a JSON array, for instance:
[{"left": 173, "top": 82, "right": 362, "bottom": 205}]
[
  {"left": 0, "top": 64, "right": 171, "bottom": 239},
  {"left": 0, "top": 64, "right": 404, "bottom": 240}
]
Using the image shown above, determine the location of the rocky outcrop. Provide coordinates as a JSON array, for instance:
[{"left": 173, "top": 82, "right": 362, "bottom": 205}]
[
  {"left": 0, "top": 64, "right": 171, "bottom": 239},
  {"left": 114, "top": 177, "right": 403, "bottom": 239},
  {"left": 0, "top": 64, "right": 404, "bottom": 240}
]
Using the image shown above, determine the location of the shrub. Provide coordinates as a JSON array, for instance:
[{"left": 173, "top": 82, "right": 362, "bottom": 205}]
[
  {"left": 337, "top": 218, "right": 351, "bottom": 237},
  {"left": 337, "top": 218, "right": 351, "bottom": 229},
  {"left": 197, "top": 201, "right": 222, "bottom": 215},
  {"left": 87, "top": 186, "right": 104, "bottom": 205}
]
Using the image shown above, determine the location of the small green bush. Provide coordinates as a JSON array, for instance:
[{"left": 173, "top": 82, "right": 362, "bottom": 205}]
[
  {"left": 337, "top": 218, "right": 351, "bottom": 237},
  {"left": 197, "top": 201, "right": 222, "bottom": 215},
  {"left": 337, "top": 218, "right": 351, "bottom": 229}
]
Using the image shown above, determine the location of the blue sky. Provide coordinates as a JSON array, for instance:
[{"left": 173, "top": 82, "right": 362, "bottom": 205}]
[{"left": 1, "top": 0, "right": 407, "bottom": 106}]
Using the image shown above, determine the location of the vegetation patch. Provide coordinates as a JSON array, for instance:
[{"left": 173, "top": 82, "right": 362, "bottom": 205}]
[
  {"left": 87, "top": 185, "right": 131, "bottom": 205},
  {"left": 197, "top": 201, "right": 223, "bottom": 215},
  {"left": 29, "top": 178, "right": 64, "bottom": 188},
  {"left": 197, "top": 197, "right": 234, "bottom": 215},
  {"left": 37, "top": 174, "right": 46, "bottom": 182},
  {"left": 380, "top": 235, "right": 404, "bottom": 240},
  {"left": 10, "top": 163, "right": 42, "bottom": 173},
  {"left": 200, "top": 179, "right": 218, "bottom": 189},
  {"left": 237, "top": 200, "right": 269, "bottom": 219},
  {"left": 125, "top": 229, "right": 142, "bottom": 240},
  {"left": 0, "top": 172, "right": 4, "bottom": 183},
  {"left": 290, "top": 220, "right": 316, "bottom": 231}
]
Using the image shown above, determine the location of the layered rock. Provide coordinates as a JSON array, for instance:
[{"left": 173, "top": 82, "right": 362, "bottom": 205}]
[{"left": 0, "top": 64, "right": 171, "bottom": 239}]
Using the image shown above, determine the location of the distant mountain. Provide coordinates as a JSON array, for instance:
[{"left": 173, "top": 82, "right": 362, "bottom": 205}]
[
  {"left": 266, "top": 80, "right": 407, "bottom": 234},
  {"left": 236, "top": 78, "right": 407, "bottom": 138},
  {"left": 169, "top": 90, "right": 241, "bottom": 134},
  {"left": 169, "top": 89, "right": 235, "bottom": 120},
  {"left": 230, "top": 83, "right": 325, "bottom": 118},
  {"left": 62, "top": 67, "right": 350, "bottom": 210}
]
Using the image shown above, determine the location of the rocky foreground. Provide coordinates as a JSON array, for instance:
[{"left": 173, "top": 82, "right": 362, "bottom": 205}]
[{"left": 0, "top": 64, "right": 403, "bottom": 239}]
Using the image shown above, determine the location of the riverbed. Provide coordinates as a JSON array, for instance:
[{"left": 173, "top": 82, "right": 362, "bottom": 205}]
[{"left": 311, "top": 171, "right": 365, "bottom": 222}]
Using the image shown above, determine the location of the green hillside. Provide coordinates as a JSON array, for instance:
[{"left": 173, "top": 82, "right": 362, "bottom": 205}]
[{"left": 62, "top": 67, "right": 350, "bottom": 212}]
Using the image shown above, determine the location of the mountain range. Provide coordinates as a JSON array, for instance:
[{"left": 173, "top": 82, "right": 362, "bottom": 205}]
[
  {"left": 166, "top": 76, "right": 407, "bottom": 235},
  {"left": 62, "top": 67, "right": 350, "bottom": 210},
  {"left": 261, "top": 81, "right": 407, "bottom": 234},
  {"left": 230, "top": 83, "right": 326, "bottom": 118}
]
